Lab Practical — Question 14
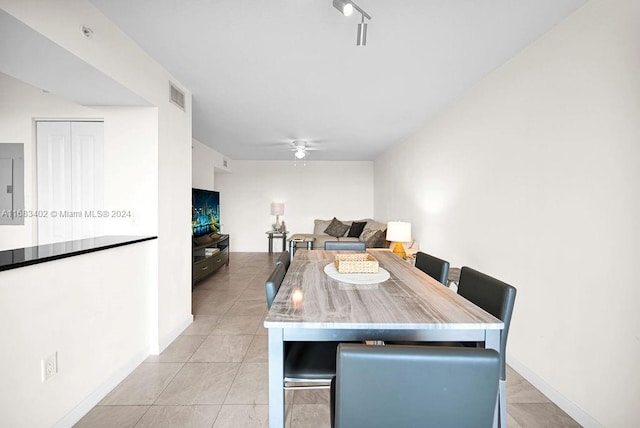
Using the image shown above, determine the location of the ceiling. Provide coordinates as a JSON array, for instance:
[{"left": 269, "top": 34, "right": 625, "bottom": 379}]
[
  {"left": 0, "top": 9, "right": 149, "bottom": 107},
  {"left": 94, "top": 1, "right": 585, "bottom": 159}
]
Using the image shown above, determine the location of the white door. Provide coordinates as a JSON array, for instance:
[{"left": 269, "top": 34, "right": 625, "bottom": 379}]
[{"left": 36, "top": 121, "right": 104, "bottom": 244}]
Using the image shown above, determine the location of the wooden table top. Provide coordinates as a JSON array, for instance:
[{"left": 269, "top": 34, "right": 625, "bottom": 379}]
[{"left": 264, "top": 250, "right": 503, "bottom": 330}]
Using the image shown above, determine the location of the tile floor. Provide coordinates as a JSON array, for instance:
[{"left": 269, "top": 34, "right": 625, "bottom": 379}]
[{"left": 76, "top": 252, "right": 581, "bottom": 428}]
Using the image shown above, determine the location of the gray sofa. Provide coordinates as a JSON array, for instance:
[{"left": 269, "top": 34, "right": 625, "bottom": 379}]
[{"left": 289, "top": 218, "right": 389, "bottom": 250}]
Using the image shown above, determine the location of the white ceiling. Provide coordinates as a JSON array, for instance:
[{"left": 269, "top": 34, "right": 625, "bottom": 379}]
[
  {"left": 0, "top": 10, "right": 149, "bottom": 107},
  {"left": 92, "top": 1, "right": 584, "bottom": 160}
]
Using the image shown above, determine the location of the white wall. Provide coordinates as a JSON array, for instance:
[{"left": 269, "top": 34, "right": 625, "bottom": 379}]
[
  {"left": 100, "top": 106, "right": 158, "bottom": 236},
  {"left": 192, "top": 138, "right": 230, "bottom": 191},
  {"left": 0, "top": 1, "right": 193, "bottom": 426},
  {"left": 0, "top": 0, "right": 194, "bottom": 356},
  {"left": 0, "top": 240, "right": 157, "bottom": 428},
  {"left": 374, "top": 0, "right": 639, "bottom": 426},
  {"left": 0, "top": 74, "right": 159, "bottom": 250},
  {"left": 0, "top": 73, "right": 91, "bottom": 250},
  {"left": 215, "top": 161, "right": 374, "bottom": 251}
]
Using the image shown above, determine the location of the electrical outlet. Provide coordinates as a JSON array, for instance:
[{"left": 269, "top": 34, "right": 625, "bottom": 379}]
[{"left": 41, "top": 352, "right": 57, "bottom": 382}]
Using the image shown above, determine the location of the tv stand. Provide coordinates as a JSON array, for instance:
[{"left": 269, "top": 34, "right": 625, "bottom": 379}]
[{"left": 193, "top": 234, "right": 229, "bottom": 284}]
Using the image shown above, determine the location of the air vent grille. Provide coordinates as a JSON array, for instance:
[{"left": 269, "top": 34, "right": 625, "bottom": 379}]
[{"left": 169, "top": 82, "right": 185, "bottom": 110}]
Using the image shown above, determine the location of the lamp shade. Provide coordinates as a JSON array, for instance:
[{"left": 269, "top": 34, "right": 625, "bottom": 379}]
[
  {"left": 386, "top": 221, "right": 411, "bottom": 242},
  {"left": 270, "top": 203, "right": 285, "bottom": 216}
]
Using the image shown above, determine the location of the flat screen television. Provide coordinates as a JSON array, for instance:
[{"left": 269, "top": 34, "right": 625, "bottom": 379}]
[{"left": 192, "top": 188, "right": 220, "bottom": 237}]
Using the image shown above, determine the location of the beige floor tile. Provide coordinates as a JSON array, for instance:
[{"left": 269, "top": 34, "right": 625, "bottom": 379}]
[
  {"left": 509, "top": 402, "right": 582, "bottom": 428},
  {"left": 212, "top": 315, "right": 262, "bottom": 335},
  {"left": 205, "top": 289, "right": 245, "bottom": 301},
  {"left": 506, "top": 367, "right": 552, "bottom": 404},
  {"left": 146, "top": 335, "right": 207, "bottom": 363},
  {"left": 225, "top": 363, "right": 269, "bottom": 404},
  {"left": 135, "top": 405, "right": 221, "bottom": 428},
  {"left": 211, "top": 281, "right": 240, "bottom": 293},
  {"left": 212, "top": 404, "right": 268, "bottom": 428},
  {"left": 285, "top": 390, "right": 295, "bottom": 427},
  {"left": 293, "top": 389, "right": 330, "bottom": 405},
  {"left": 100, "top": 363, "right": 183, "bottom": 405},
  {"left": 73, "top": 405, "right": 148, "bottom": 428},
  {"left": 238, "top": 286, "right": 268, "bottom": 301},
  {"left": 507, "top": 412, "right": 524, "bottom": 428},
  {"left": 244, "top": 335, "right": 268, "bottom": 363},
  {"left": 190, "top": 335, "right": 253, "bottom": 362},
  {"left": 191, "top": 288, "right": 215, "bottom": 303},
  {"left": 255, "top": 320, "right": 268, "bottom": 336},
  {"left": 193, "top": 297, "right": 236, "bottom": 316},
  {"left": 182, "top": 315, "right": 220, "bottom": 335},
  {"left": 155, "top": 363, "right": 239, "bottom": 405},
  {"left": 228, "top": 299, "right": 268, "bottom": 317},
  {"left": 290, "top": 404, "right": 331, "bottom": 428}
]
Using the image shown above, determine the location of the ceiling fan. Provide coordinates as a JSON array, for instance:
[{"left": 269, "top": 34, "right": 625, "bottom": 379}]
[
  {"left": 291, "top": 140, "right": 311, "bottom": 159},
  {"left": 284, "top": 139, "right": 321, "bottom": 161},
  {"left": 263, "top": 138, "right": 322, "bottom": 162}
]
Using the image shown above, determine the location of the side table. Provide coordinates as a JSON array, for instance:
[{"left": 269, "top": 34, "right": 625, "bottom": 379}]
[
  {"left": 288, "top": 237, "right": 314, "bottom": 261},
  {"left": 266, "top": 231, "right": 287, "bottom": 254}
]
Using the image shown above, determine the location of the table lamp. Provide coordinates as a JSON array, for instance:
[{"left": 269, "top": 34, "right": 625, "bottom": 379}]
[
  {"left": 386, "top": 221, "right": 411, "bottom": 259},
  {"left": 271, "top": 203, "right": 284, "bottom": 231}
]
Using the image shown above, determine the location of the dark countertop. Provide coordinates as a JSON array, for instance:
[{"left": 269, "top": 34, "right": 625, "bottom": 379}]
[{"left": 0, "top": 235, "right": 158, "bottom": 272}]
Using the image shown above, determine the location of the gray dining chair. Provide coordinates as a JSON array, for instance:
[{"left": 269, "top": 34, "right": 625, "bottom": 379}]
[
  {"left": 274, "top": 250, "right": 291, "bottom": 271},
  {"left": 457, "top": 266, "right": 517, "bottom": 428},
  {"left": 330, "top": 344, "right": 500, "bottom": 428},
  {"left": 264, "top": 264, "right": 339, "bottom": 388},
  {"left": 265, "top": 263, "right": 287, "bottom": 309},
  {"left": 414, "top": 251, "right": 450, "bottom": 285},
  {"left": 382, "top": 265, "right": 516, "bottom": 427},
  {"left": 324, "top": 241, "right": 366, "bottom": 251}
]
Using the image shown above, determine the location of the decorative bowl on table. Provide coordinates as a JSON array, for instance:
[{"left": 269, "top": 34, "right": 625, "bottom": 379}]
[{"left": 334, "top": 253, "right": 379, "bottom": 274}]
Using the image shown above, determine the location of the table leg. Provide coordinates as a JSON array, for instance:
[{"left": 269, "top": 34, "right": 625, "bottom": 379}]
[
  {"left": 289, "top": 240, "right": 295, "bottom": 261},
  {"left": 268, "top": 235, "right": 273, "bottom": 254},
  {"left": 268, "top": 328, "right": 285, "bottom": 427},
  {"left": 485, "top": 329, "right": 501, "bottom": 428},
  {"left": 306, "top": 241, "right": 312, "bottom": 250},
  {"left": 282, "top": 235, "right": 286, "bottom": 252}
]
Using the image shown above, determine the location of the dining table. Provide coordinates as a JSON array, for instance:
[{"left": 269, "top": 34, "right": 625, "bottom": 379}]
[{"left": 263, "top": 249, "right": 504, "bottom": 427}]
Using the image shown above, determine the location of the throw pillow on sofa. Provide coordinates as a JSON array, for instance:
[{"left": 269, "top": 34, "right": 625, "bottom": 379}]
[
  {"left": 360, "top": 228, "right": 378, "bottom": 246},
  {"left": 347, "top": 221, "right": 367, "bottom": 238},
  {"left": 361, "top": 228, "right": 389, "bottom": 248},
  {"left": 324, "top": 217, "right": 350, "bottom": 238}
]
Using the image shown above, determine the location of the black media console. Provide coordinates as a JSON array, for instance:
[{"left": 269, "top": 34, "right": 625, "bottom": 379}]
[{"left": 192, "top": 233, "right": 229, "bottom": 284}]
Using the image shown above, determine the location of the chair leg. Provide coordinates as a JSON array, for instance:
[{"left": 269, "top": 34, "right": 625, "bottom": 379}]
[{"left": 499, "top": 379, "right": 507, "bottom": 427}]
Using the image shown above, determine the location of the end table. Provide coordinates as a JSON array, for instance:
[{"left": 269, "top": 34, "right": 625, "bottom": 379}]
[{"left": 266, "top": 231, "right": 287, "bottom": 254}]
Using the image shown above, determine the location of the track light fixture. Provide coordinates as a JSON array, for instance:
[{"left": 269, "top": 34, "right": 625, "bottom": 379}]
[
  {"left": 332, "top": 0, "right": 371, "bottom": 46},
  {"left": 332, "top": 0, "right": 353, "bottom": 16},
  {"left": 357, "top": 15, "right": 367, "bottom": 46}
]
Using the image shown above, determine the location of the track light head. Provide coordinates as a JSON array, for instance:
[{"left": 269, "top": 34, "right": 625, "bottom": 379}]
[
  {"left": 333, "top": 0, "right": 354, "bottom": 16},
  {"left": 357, "top": 21, "right": 367, "bottom": 46}
]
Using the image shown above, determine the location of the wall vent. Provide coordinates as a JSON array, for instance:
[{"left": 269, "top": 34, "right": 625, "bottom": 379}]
[{"left": 169, "top": 82, "right": 185, "bottom": 111}]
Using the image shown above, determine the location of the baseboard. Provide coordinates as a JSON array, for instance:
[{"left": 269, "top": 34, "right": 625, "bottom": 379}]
[
  {"left": 155, "top": 314, "right": 194, "bottom": 354},
  {"left": 53, "top": 315, "right": 193, "bottom": 427},
  {"left": 507, "top": 355, "right": 604, "bottom": 428},
  {"left": 52, "top": 349, "right": 149, "bottom": 428}
]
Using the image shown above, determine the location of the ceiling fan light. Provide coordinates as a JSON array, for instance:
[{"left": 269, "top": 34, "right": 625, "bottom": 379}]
[
  {"left": 294, "top": 148, "right": 306, "bottom": 159},
  {"left": 333, "top": 0, "right": 354, "bottom": 16}
]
